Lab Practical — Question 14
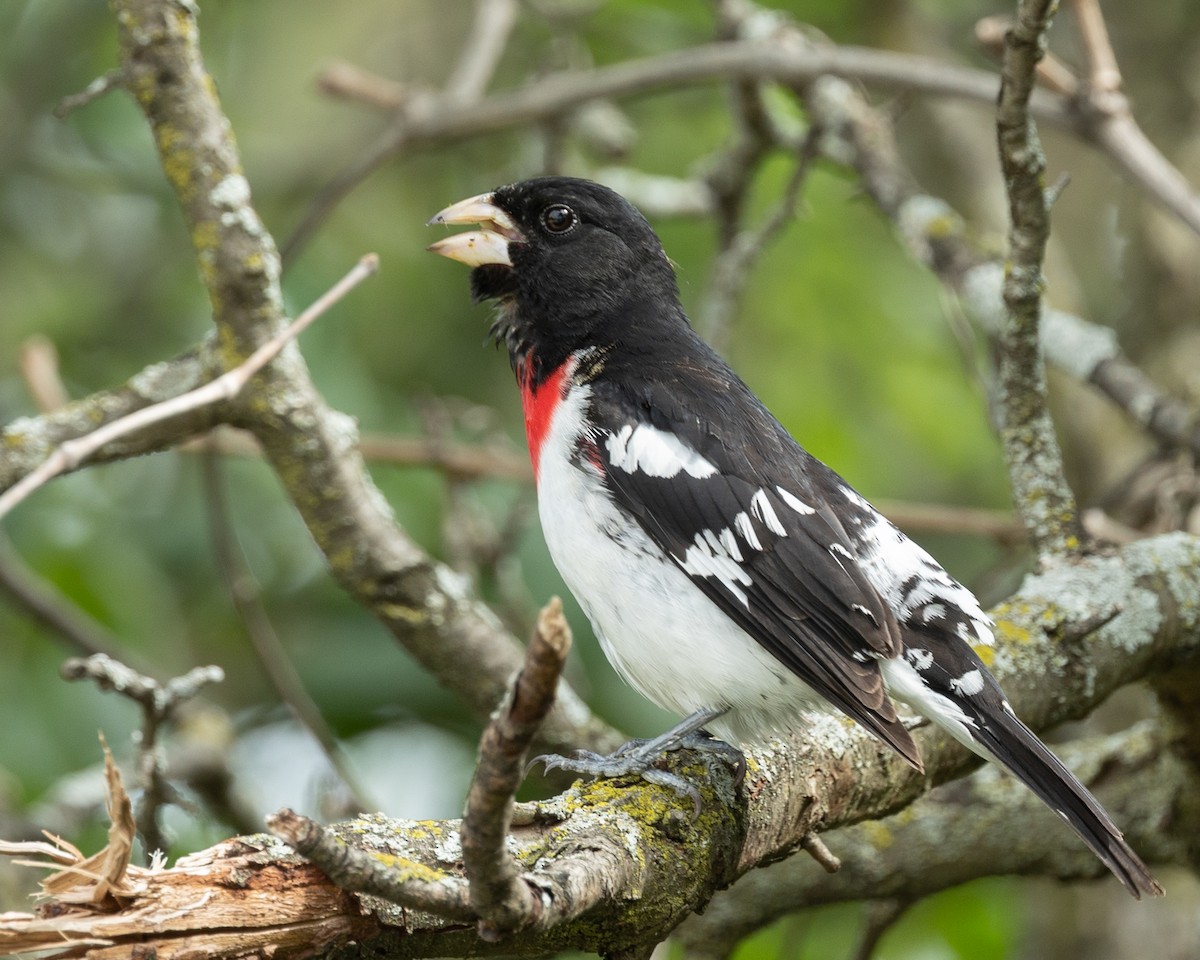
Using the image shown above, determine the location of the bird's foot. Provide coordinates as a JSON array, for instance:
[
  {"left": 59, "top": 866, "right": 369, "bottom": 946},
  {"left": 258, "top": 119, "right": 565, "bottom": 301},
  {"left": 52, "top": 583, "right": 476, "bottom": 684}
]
[{"left": 528, "top": 707, "right": 744, "bottom": 815}]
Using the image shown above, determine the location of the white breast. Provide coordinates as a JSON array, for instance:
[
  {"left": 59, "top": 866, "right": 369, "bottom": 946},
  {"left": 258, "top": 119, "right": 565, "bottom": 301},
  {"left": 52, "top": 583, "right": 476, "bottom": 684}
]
[{"left": 534, "top": 371, "right": 828, "bottom": 745}]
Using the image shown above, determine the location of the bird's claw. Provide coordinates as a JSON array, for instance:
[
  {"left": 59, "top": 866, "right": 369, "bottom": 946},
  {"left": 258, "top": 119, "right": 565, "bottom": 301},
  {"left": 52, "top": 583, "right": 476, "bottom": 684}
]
[
  {"left": 525, "top": 724, "right": 744, "bottom": 819},
  {"left": 526, "top": 747, "right": 703, "bottom": 815}
]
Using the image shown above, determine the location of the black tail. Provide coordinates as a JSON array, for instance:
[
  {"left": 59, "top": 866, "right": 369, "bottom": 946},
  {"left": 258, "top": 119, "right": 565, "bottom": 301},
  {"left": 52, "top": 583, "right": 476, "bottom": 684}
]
[{"left": 969, "top": 703, "right": 1162, "bottom": 899}]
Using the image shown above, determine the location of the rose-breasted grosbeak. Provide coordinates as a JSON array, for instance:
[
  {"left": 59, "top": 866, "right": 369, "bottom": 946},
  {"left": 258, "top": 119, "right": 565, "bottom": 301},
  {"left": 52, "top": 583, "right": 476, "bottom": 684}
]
[{"left": 428, "top": 176, "right": 1161, "bottom": 898}]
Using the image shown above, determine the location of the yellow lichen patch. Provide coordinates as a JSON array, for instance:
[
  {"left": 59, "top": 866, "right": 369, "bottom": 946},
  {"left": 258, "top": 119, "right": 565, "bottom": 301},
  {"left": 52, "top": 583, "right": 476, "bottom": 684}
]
[
  {"left": 192, "top": 219, "right": 218, "bottom": 255},
  {"left": 923, "top": 213, "right": 961, "bottom": 239},
  {"left": 860, "top": 819, "right": 893, "bottom": 850},
  {"left": 972, "top": 643, "right": 996, "bottom": 667},
  {"left": 991, "top": 610, "right": 1035, "bottom": 645},
  {"left": 376, "top": 603, "right": 427, "bottom": 626},
  {"left": 155, "top": 126, "right": 196, "bottom": 201},
  {"left": 370, "top": 852, "right": 448, "bottom": 885}
]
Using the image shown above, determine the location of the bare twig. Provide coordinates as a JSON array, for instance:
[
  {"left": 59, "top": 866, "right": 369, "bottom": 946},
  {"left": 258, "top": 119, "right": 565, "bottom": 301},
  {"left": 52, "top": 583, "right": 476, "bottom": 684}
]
[
  {"left": 974, "top": 16, "right": 1079, "bottom": 96},
  {"left": 1070, "top": 0, "right": 1121, "bottom": 95},
  {"left": 791, "top": 29, "right": 1200, "bottom": 470},
  {"left": 995, "top": 1, "right": 1084, "bottom": 558},
  {"left": 53, "top": 68, "right": 125, "bottom": 119},
  {"left": 18, "top": 336, "right": 70, "bottom": 413},
  {"left": 978, "top": 9, "right": 1200, "bottom": 239},
  {"left": 61, "top": 654, "right": 225, "bottom": 856},
  {"left": 445, "top": 0, "right": 520, "bottom": 104},
  {"left": 873, "top": 499, "right": 1024, "bottom": 546},
  {"left": 462, "top": 598, "right": 571, "bottom": 938},
  {"left": 285, "top": 39, "right": 1058, "bottom": 264},
  {"left": 799, "top": 833, "right": 840, "bottom": 873},
  {"left": 267, "top": 808, "right": 477, "bottom": 920},
  {"left": 850, "top": 900, "right": 911, "bottom": 960},
  {"left": 285, "top": 0, "right": 517, "bottom": 264},
  {"left": 201, "top": 453, "right": 372, "bottom": 815},
  {"left": 700, "top": 132, "right": 820, "bottom": 346},
  {"left": 317, "top": 61, "right": 412, "bottom": 110},
  {"left": 0, "top": 254, "right": 378, "bottom": 522}
]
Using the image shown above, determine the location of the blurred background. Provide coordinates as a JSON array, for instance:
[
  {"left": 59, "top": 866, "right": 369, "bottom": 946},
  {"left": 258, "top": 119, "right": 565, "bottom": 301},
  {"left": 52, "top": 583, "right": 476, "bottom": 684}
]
[{"left": 1, "top": 1, "right": 1198, "bottom": 958}]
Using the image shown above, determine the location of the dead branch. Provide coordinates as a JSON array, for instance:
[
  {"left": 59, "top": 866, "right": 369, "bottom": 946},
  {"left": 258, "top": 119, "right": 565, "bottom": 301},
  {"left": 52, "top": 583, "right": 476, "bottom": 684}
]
[{"left": 62, "top": 655, "right": 224, "bottom": 856}]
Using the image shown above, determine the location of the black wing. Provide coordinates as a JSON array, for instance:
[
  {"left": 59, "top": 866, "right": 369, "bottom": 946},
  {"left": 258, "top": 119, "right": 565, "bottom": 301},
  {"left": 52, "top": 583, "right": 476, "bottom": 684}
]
[{"left": 588, "top": 359, "right": 922, "bottom": 769}]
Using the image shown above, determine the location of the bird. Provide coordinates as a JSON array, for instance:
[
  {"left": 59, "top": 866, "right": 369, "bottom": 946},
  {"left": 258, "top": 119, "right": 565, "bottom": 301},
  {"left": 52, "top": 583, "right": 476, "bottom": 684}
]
[{"left": 426, "top": 176, "right": 1162, "bottom": 898}]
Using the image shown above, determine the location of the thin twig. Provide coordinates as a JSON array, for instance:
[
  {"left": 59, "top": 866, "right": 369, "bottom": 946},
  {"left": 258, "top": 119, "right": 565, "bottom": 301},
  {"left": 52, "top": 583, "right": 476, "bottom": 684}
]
[
  {"left": 188, "top": 426, "right": 1028, "bottom": 540},
  {"left": 53, "top": 68, "right": 125, "bottom": 119},
  {"left": 189, "top": 426, "right": 533, "bottom": 482},
  {"left": 462, "top": 598, "right": 572, "bottom": 938},
  {"left": 974, "top": 16, "right": 1079, "bottom": 96},
  {"left": 61, "top": 654, "right": 225, "bottom": 856},
  {"left": 317, "top": 61, "right": 412, "bottom": 110},
  {"left": 799, "top": 832, "right": 841, "bottom": 873},
  {"left": 1070, "top": 0, "right": 1121, "bottom": 95},
  {"left": 445, "top": 0, "right": 520, "bottom": 104},
  {"left": 792, "top": 22, "right": 1200, "bottom": 469},
  {"left": 266, "top": 807, "right": 476, "bottom": 920},
  {"left": 286, "top": 0, "right": 516, "bottom": 264},
  {"left": 19, "top": 336, "right": 70, "bottom": 413},
  {"left": 284, "top": 39, "right": 1063, "bottom": 264},
  {"left": 0, "top": 254, "right": 378, "bottom": 522},
  {"left": 995, "top": 0, "right": 1084, "bottom": 558},
  {"left": 700, "top": 131, "right": 820, "bottom": 346},
  {"left": 977, "top": 10, "right": 1200, "bottom": 238},
  {"left": 201, "top": 453, "right": 372, "bottom": 815}
]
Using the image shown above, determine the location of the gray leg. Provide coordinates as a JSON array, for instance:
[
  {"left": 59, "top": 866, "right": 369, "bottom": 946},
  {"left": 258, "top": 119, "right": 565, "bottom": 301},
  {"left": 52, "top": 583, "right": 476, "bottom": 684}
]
[{"left": 529, "top": 707, "right": 742, "bottom": 812}]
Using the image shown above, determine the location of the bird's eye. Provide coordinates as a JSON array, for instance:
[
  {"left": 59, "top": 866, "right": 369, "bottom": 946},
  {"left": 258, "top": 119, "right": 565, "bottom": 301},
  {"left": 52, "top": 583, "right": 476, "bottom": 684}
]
[{"left": 540, "top": 204, "right": 578, "bottom": 235}]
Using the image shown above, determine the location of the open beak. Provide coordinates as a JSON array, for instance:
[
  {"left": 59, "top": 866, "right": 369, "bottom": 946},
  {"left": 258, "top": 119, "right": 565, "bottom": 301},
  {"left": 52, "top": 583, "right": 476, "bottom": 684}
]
[{"left": 426, "top": 193, "right": 524, "bottom": 267}]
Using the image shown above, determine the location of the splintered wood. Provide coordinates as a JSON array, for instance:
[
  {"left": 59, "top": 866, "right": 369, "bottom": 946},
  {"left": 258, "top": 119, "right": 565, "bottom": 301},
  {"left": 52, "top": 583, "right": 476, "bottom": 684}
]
[
  {"left": 0, "top": 744, "right": 370, "bottom": 959},
  {"left": 1, "top": 838, "right": 369, "bottom": 958}
]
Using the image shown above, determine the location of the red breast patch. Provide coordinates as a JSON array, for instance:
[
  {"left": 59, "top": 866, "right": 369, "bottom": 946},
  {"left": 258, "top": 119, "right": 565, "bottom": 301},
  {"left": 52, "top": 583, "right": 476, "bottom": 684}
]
[{"left": 518, "top": 358, "right": 570, "bottom": 481}]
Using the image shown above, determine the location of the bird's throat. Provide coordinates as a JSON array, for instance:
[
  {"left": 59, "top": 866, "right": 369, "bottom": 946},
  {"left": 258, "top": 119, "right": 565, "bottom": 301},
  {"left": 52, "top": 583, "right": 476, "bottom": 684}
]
[{"left": 518, "top": 355, "right": 572, "bottom": 482}]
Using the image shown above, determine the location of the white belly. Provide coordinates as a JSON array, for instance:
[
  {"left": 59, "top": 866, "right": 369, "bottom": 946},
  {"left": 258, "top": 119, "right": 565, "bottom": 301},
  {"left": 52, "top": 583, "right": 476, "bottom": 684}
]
[{"left": 535, "top": 378, "right": 826, "bottom": 745}]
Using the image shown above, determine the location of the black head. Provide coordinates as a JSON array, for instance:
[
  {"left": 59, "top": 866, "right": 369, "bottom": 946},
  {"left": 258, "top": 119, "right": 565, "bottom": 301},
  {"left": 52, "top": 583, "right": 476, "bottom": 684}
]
[{"left": 429, "top": 177, "right": 685, "bottom": 382}]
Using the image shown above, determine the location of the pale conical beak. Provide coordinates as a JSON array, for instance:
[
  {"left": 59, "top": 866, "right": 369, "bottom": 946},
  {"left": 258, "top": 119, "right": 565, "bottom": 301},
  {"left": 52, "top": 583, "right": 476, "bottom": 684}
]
[{"left": 426, "top": 193, "right": 524, "bottom": 267}]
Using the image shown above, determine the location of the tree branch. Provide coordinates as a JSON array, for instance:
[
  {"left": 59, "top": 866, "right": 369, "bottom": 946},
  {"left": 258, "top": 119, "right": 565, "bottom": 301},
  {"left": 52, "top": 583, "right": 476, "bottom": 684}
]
[
  {"left": 2, "top": 534, "right": 1195, "bottom": 956},
  {"left": 462, "top": 598, "right": 571, "bottom": 937},
  {"left": 96, "top": 0, "right": 620, "bottom": 762},
  {"left": 677, "top": 720, "right": 1195, "bottom": 958},
  {"left": 995, "top": 0, "right": 1084, "bottom": 558}
]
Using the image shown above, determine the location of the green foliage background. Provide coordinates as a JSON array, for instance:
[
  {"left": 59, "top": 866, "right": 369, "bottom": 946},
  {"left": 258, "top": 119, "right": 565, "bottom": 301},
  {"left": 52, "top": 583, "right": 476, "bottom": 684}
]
[{"left": 2, "top": 1, "right": 1197, "bottom": 958}]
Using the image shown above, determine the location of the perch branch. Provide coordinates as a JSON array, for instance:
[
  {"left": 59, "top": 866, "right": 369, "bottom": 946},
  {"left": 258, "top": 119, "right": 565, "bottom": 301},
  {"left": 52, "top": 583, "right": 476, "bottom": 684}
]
[{"left": 4, "top": 531, "right": 1197, "bottom": 956}]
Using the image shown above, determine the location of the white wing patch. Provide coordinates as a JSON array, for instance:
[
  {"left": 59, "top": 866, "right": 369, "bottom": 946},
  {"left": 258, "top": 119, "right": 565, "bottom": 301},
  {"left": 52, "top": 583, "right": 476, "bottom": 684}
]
[
  {"left": 776, "top": 486, "right": 816, "bottom": 516},
  {"left": 750, "top": 488, "right": 787, "bottom": 536},
  {"left": 677, "top": 530, "right": 753, "bottom": 607},
  {"left": 949, "top": 669, "right": 985, "bottom": 697},
  {"left": 605, "top": 423, "right": 717, "bottom": 479},
  {"left": 733, "top": 511, "right": 762, "bottom": 551}
]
